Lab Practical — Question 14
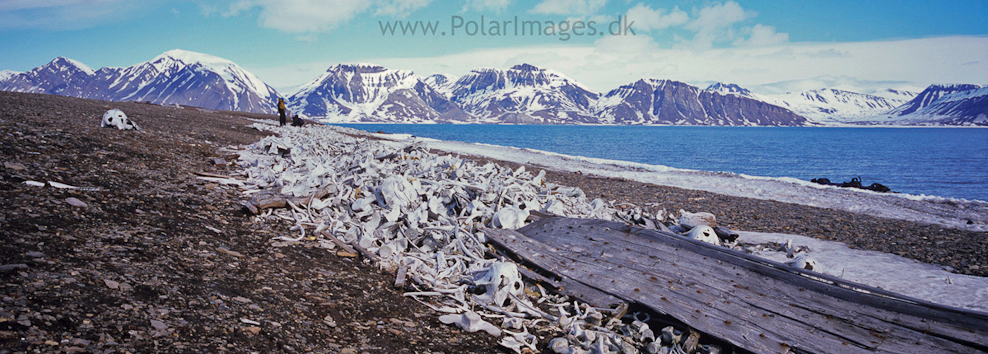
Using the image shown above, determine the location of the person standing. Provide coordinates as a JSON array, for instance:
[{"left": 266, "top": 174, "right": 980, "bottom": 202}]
[{"left": 277, "top": 98, "right": 287, "bottom": 126}]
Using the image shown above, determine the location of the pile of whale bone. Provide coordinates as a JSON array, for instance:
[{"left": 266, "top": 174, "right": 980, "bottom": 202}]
[{"left": 234, "top": 122, "right": 816, "bottom": 353}]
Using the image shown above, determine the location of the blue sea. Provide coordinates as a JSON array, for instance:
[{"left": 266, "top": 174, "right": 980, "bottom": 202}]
[{"left": 335, "top": 124, "right": 988, "bottom": 202}]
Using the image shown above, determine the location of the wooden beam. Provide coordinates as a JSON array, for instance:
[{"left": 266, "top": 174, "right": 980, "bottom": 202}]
[{"left": 490, "top": 216, "right": 988, "bottom": 354}]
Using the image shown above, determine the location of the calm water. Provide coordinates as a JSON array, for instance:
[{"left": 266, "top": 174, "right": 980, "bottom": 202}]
[{"left": 335, "top": 124, "right": 988, "bottom": 202}]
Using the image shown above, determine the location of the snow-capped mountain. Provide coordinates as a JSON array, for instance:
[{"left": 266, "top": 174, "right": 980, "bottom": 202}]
[
  {"left": 4, "top": 53, "right": 986, "bottom": 126},
  {"left": 0, "top": 50, "right": 281, "bottom": 114},
  {"left": 0, "top": 57, "right": 102, "bottom": 98},
  {"left": 764, "top": 88, "right": 908, "bottom": 123},
  {"left": 422, "top": 74, "right": 457, "bottom": 99},
  {"left": 594, "top": 79, "right": 807, "bottom": 126},
  {"left": 287, "top": 64, "right": 468, "bottom": 123},
  {"left": 700, "top": 83, "right": 916, "bottom": 124},
  {"left": 869, "top": 88, "right": 917, "bottom": 102},
  {"left": 877, "top": 84, "right": 987, "bottom": 126},
  {"left": 447, "top": 64, "right": 600, "bottom": 124},
  {"left": 0, "top": 70, "right": 21, "bottom": 82},
  {"left": 705, "top": 82, "right": 754, "bottom": 97},
  {"left": 105, "top": 50, "right": 280, "bottom": 114},
  {"left": 886, "top": 84, "right": 981, "bottom": 117}
]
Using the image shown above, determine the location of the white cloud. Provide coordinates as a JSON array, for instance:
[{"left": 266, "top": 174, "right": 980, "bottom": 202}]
[
  {"left": 0, "top": 0, "right": 145, "bottom": 30},
  {"left": 462, "top": 0, "right": 512, "bottom": 13},
  {"left": 624, "top": 3, "right": 687, "bottom": 32},
  {"left": 0, "top": 0, "right": 118, "bottom": 11},
  {"left": 683, "top": 1, "right": 752, "bottom": 49},
  {"left": 685, "top": 1, "right": 750, "bottom": 32},
  {"left": 733, "top": 24, "right": 788, "bottom": 47},
  {"left": 374, "top": 0, "right": 433, "bottom": 18},
  {"left": 530, "top": 0, "right": 607, "bottom": 16},
  {"left": 224, "top": 0, "right": 371, "bottom": 33},
  {"left": 220, "top": 0, "right": 431, "bottom": 34}
]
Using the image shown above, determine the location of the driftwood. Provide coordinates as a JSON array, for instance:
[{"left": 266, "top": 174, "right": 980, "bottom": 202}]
[
  {"left": 316, "top": 229, "right": 357, "bottom": 254},
  {"left": 394, "top": 264, "right": 408, "bottom": 289},
  {"left": 349, "top": 241, "right": 381, "bottom": 263},
  {"left": 195, "top": 171, "right": 241, "bottom": 180},
  {"left": 483, "top": 217, "right": 988, "bottom": 354},
  {"left": 244, "top": 190, "right": 287, "bottom": 214},
  {"left": 244, "top": 185, "right": 338, "bottom": 215}
]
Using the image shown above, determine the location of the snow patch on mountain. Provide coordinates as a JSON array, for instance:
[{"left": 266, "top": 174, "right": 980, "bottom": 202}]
[
  {"left": 0, "top": 70, "right": 18, "bottom": 81},
  {"left": 868, "top": 88, "right": 917, "bottom": 102},
  {"left": 448, "top": 64, "right": 599, "bottom": 124},
  {"left": 752, "top": 75, "right": 924, "bottom": 97},
  {"left": 595, "top": 79, "right": 807, "bottom": 126},
  {"left": 60, "top": 57, "right": 95, "bottom": 75},
  {"left": 874, "top": 85, "right": 988, "bottom": 126},
  {"left": 289, "top": 64, "right": 467, "bottom": 123},
  {"left": 423, "top": 74, "right": 457, "bottom": 98},
  {"left": 762, "top": 88, "right": 907, "bottom": 123},
  {"left": 155, "top": 49, "right": 275, "bottom": 99},
  {"left": 0, "top": 50, "right": 281, "bottom": 114},
  {"left": 887, "top": 84, "right": 981, "bottom": 116},
  {"left": 704, "top": 83, "right": 917, "bottom": 125},
  {"left": 705, "top": 82, "right": 753, "bottom": 97}
]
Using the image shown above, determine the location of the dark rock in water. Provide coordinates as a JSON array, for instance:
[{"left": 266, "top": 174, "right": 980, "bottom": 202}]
[
  {"left": 866, "top": 183, "right": 891, "bottom": 193},
  {"left": 812, "top": 177, "right": 892, "bottom": 193},
  {"left": 840, "top": 177, "right": 862, "bottom": 188},
  {"left": 714, "top": 226, "right": 739, "bottom": 242}
]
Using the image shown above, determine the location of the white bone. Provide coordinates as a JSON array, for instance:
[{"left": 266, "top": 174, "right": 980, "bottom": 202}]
[
  {"left": 101, "top": 109, "right": 139, "bottom": 130},
  {"left": 687, "top": 225, "right": 720, "bottom": 246},
  {"left": 438, "top": 311, "right": 501, "bottom": 336}
]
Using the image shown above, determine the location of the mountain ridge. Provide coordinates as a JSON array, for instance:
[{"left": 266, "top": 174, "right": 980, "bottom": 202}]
[
  {"left": 0, "top": 50, "right": 280, "bottom": 114},
  {"left": 2, "top": 50, "right": 985, "bottom": 126}
]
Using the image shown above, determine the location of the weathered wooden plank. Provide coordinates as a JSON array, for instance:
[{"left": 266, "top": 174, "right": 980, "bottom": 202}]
[
  {"left": 541, "top": 219, "right": 988, "bottom": 353},
  {"left": 483, "top": 228, "right": 626, "bottom": 308},
  {"left": 493, "top": 217, "right": 988, "bottom": 354}
]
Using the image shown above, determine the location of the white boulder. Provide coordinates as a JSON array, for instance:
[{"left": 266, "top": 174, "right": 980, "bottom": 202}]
[{"left": 679, "top": 210, "right": 716, "bottom": 229}]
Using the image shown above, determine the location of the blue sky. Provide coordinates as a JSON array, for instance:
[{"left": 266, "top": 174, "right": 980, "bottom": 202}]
[{"left": 0, "top": 0, "right": 986, "bottom": 93}]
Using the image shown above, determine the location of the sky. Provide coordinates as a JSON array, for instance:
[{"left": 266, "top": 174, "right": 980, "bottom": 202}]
[{"left": 0, "top": 0, "right": 986, "bottom": 94}]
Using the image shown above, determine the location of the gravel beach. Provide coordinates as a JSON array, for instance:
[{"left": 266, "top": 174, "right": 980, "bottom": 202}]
[
  {"left": 0, "top": 92, "right": 500, "bottom": 353},
  {"left": 1, "top": 91, "right": 985, "bottom": 353}
]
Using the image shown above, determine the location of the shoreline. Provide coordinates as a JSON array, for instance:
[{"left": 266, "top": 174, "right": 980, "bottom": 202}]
[
  {"left": 333, "top": 123, "right": 988, "bottom": 206},
  {"left": 322, "top": 121, "right": 988, "bottom": 128},
  {"left": 359, "top": 129, "right": 988, "bottom": 232}
]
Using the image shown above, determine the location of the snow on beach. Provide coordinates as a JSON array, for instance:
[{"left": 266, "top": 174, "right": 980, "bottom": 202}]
[{"left": 235, "top": 121, "right": 988, "bottom": 351}]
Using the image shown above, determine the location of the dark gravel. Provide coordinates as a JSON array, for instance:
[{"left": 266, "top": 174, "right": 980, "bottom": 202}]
[{"left": 0, "top": 91, "right": 501, "bottom": 353}]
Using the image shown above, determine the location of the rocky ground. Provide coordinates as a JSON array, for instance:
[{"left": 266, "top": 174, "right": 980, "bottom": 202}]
[
  {"left": 1, "top": 91, "right": 986, "bottom": 354},
  {"left": 0, "top": 92, "right": 501, "bottom": 353}
]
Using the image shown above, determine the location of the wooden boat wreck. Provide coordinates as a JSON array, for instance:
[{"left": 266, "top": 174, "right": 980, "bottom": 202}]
[{"left": 483, "top": 216, "right": 988, "bottom": 354}]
